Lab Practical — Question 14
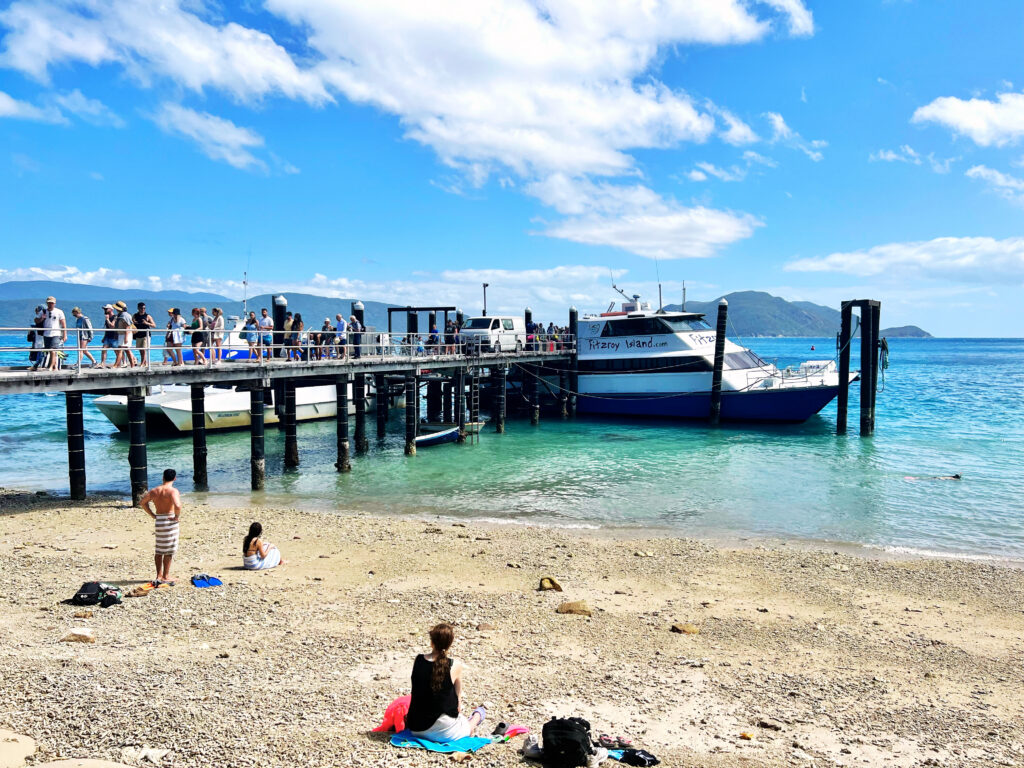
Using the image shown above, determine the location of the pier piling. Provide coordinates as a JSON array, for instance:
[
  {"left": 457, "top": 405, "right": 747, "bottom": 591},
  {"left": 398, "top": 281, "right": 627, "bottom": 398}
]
[
  {"left": 283, "top": 380, "right": 298, "bottom": 468},
  {"left": 455, "top": 370, "right": 466, "bottom": 443},
  {"left": 375, "top": 373, "right": 387, "bottom": 439},
  {"left": 404, "top": 373, "right": 417, "bottom": 455},
  {"left": 65, "top": 392, "right": 86, "bottom": 500},
  {"left": 249, "top": 388, "right": 265, "bottom": 490},
  {"left": 272, "top": 295, "right": 287, "bottom": 359},
  {"left": 837, "top": 305, "right": 852, "bottom": 435},
  {"left": 127, "top": 389, "right": 148, "bottom": 505},
  {"left": 354, "top": 374, "right": 368, "bottom": 452},
  {"left": 837, "top": 299, "right": 882, "bottom": 436},
  {"left": 190, "top": 384, "right": 208, "bottom": 490},
  {"left": 568, "top": 306, "right": 578, "bottom": 416},
  {"left": 335, "top": 374, "right": 351, "bottom": 472},
  {"left": 426, "top": 380, "right": 442, "bottom": 421},
  {"left": 494, "top": 366, "right": 506, "bottom": 433},
  {"left": 443, "top": 381, "right": 453, "bottom": 423},
  {"left": 710, "top": 299, "right": 728, "bottom": 425},
  {"left": 559, "top": 369, "right": 569, "bottom": 417}
]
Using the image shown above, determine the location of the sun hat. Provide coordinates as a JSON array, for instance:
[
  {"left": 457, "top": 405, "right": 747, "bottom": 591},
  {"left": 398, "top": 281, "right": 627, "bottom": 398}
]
[
  {"left": 46, "top": 296, "right": 56, "bottom": 303},
  {"left": 102, "top": 303, "right": 114, "bottom": 310}
]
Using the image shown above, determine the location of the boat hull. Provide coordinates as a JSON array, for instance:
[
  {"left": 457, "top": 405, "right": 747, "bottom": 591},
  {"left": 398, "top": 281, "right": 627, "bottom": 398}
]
[
  {"left": 577, "top": 385, "right": 841, "bottom": 423},
  {"left": 414, "top": 426, "right": 460, "bottom": 446}
]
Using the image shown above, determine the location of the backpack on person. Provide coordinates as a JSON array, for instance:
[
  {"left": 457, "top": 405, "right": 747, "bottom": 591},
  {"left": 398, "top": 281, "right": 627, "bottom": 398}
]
[{"left": 541, "top": 717, "right": 592, "bottom": 767}]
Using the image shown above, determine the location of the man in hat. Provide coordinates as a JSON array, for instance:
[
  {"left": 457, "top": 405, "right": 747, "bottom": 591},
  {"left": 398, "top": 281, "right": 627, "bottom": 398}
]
[
  {"left": 113, "top": 301, "right": 137, "bottom": 368},
  {"left": 41, "top": 296, "right": 67, "bottom": 372}
]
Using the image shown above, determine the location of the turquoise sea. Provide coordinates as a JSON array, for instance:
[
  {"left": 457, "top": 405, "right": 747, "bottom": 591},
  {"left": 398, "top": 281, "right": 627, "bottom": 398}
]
[{"left": 1, "top": 336, "right": 1022, "bottom": 560}]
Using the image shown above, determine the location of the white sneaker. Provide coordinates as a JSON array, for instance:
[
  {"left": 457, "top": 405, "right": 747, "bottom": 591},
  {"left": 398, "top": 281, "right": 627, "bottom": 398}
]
[
  {"left": 522, "top": 734, "right": 543, "bottom": 760},
  {"left": 588, "top": 746, "right": 609, "bottom": 767}
]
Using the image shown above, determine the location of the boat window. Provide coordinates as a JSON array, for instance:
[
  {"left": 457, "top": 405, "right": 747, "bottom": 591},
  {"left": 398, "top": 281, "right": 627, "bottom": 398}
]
[
  {"left": 724, "top": 351, "right": 763, "bottom": 369},
  {"left": 661, "top": 317, "right": 712, "bottom": 332},
  {"left": 502, "top": 319, "right": 514, "bottom": 330},
  {"left": 600, "top": 318, "right": 673, "bottom": 337},
  {"left": 579, "top": 356, "right": 713, "bottom": 373},
  {"left": 464, "top": 318, "right": 492, "bottom": 329}
]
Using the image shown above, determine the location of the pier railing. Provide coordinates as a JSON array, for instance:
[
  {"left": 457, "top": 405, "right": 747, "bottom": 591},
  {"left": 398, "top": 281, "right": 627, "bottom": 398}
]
[{"left": 0, "top": 326, "right": 575, "bottom": 377}]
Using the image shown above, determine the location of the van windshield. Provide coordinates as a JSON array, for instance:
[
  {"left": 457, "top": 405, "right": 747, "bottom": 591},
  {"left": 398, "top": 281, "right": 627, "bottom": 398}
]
[{"left": 464, "top": 318, "right": 493, "bottom": 329}]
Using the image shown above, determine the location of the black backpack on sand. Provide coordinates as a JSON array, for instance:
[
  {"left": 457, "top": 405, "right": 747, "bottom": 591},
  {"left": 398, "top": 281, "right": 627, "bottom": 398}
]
[
  {"left": 542, "top": 717, "right": 592, "bottom": 767},
  {"left": 72, "top": 581, "right": 122, "bottom": 607}
]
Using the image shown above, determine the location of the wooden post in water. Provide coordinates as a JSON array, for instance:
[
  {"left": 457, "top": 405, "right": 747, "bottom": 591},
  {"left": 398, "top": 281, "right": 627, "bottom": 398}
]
[
  {"left": 250, "top": 388, "right": 265, "bottom": 490},
  {"left": 859, "top": 301, "right": 878, "bottom": 436},
  {"left": 529, "top": 365, "right": 540, "bottom": 425},
  {"left": 494, "top": 366, "right": 506, "bottom": 433},
  {"left": 190, "top": 384, "right": 208, "bottom": 490},
  {"left": 442, "top": 381, "right": 453, "bottom": 423},
  {"left": 65, "top": 391, "right": 86, "bottom": 500},
  {"left": 836, "top": 302, "right": 853, "bottom": 435},
  {"left": 455, "top": 370, "right": 466, "bottom": 443},
  {"left": 283, "top": 380, "right": 299, "bottom": 467},
  {"left": 375, "top": 373, "right": 387, "bottom": 439},
  {"left": 354, "top": 374, "right": 368, "bottom": 452},
  {"left": 335, "top": 374, "right": 351, "bottom": 472},
  {"left": 127, "top": 389, "right": 148, "bottom": 505},
  {"left": 426, "top": 379, "right": 442, "bottom": 421},
  {"left": 709, "top": 298, "right": 728, "bottom": 425},
  {"left": 869, "top": 302, "right": 881, "bottom": 429},
  {"left": 568, "top": 306, "right": 578, "bottom": 416},
  {"left": 404, "top": 373, "right": 417, "bottom": 455}
]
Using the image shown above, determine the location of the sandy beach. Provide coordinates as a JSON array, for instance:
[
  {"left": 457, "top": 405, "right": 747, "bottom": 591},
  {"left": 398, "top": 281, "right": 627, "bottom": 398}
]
[{"left": 1, "top": 489, "right": 1022, "bottom": 768}]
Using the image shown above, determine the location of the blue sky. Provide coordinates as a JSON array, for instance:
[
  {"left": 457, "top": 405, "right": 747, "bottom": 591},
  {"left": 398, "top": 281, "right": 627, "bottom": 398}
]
[{"left": 0, "top": 1, "right": 1022, "bottom": 336}]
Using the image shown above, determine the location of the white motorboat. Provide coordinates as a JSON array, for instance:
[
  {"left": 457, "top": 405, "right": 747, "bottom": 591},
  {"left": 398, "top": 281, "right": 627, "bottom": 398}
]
[{"left": 94, "top": 383, "right": 375, "bottom": 433}]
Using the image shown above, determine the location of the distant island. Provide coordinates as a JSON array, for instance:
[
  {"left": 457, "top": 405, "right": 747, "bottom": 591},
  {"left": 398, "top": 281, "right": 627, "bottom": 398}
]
[
  {"left": 0, "top": 280, "right": 931, "bottom": 338},
  {"left": 878, "top": 325, "right": 932, "bottom": 338}
]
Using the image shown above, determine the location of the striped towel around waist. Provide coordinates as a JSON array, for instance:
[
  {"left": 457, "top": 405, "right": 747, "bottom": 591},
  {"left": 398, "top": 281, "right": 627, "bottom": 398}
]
[{"left": 154, "top": 515, "right": 179, "bottom": 554}]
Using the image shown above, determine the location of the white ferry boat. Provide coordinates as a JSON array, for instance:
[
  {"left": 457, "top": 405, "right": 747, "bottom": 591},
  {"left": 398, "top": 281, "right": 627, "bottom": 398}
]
[{"left": 576, "top": 297, "right": 853, "bottom": 422}]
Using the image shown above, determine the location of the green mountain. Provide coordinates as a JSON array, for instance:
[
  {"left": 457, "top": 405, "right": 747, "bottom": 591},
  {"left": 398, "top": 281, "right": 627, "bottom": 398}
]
[
  {"left": 664, "top": 290, "right": 844, "bottom": 337},
  {"left": 879, "top": 325, "right": 932, "bottom": 338}
]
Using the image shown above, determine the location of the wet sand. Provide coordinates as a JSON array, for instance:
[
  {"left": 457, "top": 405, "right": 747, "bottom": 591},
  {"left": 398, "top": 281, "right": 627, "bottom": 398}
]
[{"left": 1, "top": 490, "right": 1022, "bottom": 767}]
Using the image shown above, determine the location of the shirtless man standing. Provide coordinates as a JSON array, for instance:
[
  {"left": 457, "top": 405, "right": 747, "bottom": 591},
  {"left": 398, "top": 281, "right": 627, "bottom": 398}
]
[{"left": 138, "top": 469, "right": 183, "bottom": 584}]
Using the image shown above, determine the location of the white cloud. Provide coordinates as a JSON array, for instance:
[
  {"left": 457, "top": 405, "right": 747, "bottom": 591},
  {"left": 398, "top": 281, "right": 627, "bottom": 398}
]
[
  {"left": 693, "top": 161, "right": 746, "bottom": 182},
  {"left": 151, "top": 103, "right": 266, "bottom": 171},
  {"left": 762, "top": 0, "right": 814, "bottom": 37},
  {"left": 869, "top": 144, "right": 921, "bottom": 164},
  {"left": 927, "top": 153, "right": 957, "bottom": 174},
  {"left": 525, "top": 174, "right": 760, "bottom": 258},
  {"left": 764, "top": 111, "right": 825, "bottom": 161},
  {"left": 965, "top": 164, "right": 1024, "bottom": 206},
  {"left": 0, "top": 88, "right": 65, "bottom": 123},
  {"left": 713, "top": 107, "right": 759, "bottom": 145},
  {"left": 800, "top": 86, "right": 807, "bottom": 103},
  {"left": 742, "top": 150, "right": 777, "bottom": 167},
  {"left": 53, "top": 89, "right": 124, "bottom": 127},
  {"left": 912, "top": 90, "right": 1024, "bottom": 147},
  {"left": 785, "top": 235, "right": 1024, "bottom": 281},
  {"left": 686, "top": 169, "right": 707, "bottom": 182}
]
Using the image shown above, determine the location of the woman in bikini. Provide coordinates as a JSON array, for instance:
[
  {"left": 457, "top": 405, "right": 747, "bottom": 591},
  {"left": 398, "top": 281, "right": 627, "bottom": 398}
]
[
  {"left": 242, "top": 522, "right": 285, "bottom": 570},
  {"left": 406, "top": 623, "right": 486, "bottom": 742}
]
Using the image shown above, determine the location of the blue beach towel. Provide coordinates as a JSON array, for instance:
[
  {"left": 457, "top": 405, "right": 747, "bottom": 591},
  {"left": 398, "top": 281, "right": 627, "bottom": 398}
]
[{"left": 390, "top": 731, "right": 492, "bottom": 753}]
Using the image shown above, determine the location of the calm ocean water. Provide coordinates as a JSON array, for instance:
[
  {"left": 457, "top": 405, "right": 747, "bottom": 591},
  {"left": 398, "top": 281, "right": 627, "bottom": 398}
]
[{"left": 1, "top": 336, "right": 1022, "bottom": 560}]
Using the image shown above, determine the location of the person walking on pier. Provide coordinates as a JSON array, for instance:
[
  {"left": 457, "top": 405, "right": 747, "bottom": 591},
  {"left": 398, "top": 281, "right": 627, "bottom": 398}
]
[
  {"left": 98, "top": 304, "right": 117, "bottom": 367},
  {"left": 166, "top": 308, "right": 185, "bottom": 366},
  {"left": 244, "top": 311, "right": 260, "bottom": 360},
  {"left": 138, "top": 468, "right": 182, "bottom": 585},
  {"left": 132, "top": 302, "right": 156, "bottom": 366},
  {"left": 42, "top": 296, "right": 67, "bottom": 372},
  {"left": 259, "top": 308, "right": 274, "bottom": 359},
  {"left": 70, "top": 307, "right": 96, "bottom": 367},
  {"left": 211, "top": 307, "right": 225, "bottom": 364},
  {"left": 114, "top": 301, "right": 137, "bottom": 369},
  {"left": 335, "top": 313, "right": 347, "bottom": 359},
  {"left": 349, "top": 314, "right": 362, "bottom": 359}
]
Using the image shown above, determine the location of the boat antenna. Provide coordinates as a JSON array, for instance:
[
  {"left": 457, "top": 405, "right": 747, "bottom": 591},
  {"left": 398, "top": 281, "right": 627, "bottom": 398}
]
[
  {"left": 243, "top": 246, "right": 252, "bottom": 317},
  {"left": 655, "top": 256, "right": 663, "bottom": 312},
  {"left": 681, "top": 281, "right": 687, "bottom": 311},
  {"left": 611, "top": 283, "right": 630, "bottom": 302}
]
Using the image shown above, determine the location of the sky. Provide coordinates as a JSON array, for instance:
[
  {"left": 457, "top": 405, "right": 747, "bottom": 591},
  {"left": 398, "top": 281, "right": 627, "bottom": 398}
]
[{"left": 0, "top": 1, "right": 1022, "bottom": 337}]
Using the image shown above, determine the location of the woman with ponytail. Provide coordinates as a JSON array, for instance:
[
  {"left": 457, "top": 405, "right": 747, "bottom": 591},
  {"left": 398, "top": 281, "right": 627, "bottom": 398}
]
[{"left": 406, "top": 623, "right": 486, "bottom": 742}]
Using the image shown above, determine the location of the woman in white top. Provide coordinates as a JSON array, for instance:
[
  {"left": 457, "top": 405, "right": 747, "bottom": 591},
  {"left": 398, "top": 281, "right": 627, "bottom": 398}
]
[
  {"left": 211, "top": 307, "right": 226, "bottom": 364},
  {"left": 167, "top": 308, "right": 185, "bottom": 366}
]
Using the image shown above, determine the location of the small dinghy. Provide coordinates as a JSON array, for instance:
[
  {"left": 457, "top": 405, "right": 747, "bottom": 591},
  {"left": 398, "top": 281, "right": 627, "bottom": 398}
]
[{"left": 414, "top": 425, "right": 460, "bottom": 447}]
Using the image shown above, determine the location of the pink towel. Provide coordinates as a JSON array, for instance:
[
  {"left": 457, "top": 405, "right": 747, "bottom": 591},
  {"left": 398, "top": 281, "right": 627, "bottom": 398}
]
[{"left": 373, "top": 695, "right": 411, "bottom": 733}]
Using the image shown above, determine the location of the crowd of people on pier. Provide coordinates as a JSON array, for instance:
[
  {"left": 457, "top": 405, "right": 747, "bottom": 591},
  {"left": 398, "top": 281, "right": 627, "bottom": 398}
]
[{"left": 24, "top": 295, "right": 569, "bottom": 371}]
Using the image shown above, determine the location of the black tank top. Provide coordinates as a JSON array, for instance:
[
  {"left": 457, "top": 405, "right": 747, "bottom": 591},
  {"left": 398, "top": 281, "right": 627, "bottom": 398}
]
[{"left": 406, "top": 654, "right": 458, "bottom": 731}]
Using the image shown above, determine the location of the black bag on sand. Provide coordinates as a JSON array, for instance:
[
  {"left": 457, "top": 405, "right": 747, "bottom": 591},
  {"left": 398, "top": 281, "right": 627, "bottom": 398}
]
[
  {"left": 542, "top": 717, "right": 592, "bottom": 767},
  {"left": 72, "top": 582, "right": 103, "bottom": 606},
  {"left": 619, "top": 748, "right": 660, "bottom": 766}
]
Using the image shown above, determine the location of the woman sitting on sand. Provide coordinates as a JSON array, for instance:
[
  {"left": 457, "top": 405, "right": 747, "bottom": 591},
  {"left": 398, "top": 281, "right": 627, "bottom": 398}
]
[
  {"left": 406, "top": 623, "right": 486, "bottom": 742},
  {"left": 242, "top": 522, "right": 285, "bottom": 570}
]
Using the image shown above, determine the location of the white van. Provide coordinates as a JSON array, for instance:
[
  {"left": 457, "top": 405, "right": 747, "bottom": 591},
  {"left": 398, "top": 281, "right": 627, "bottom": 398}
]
[{"left": 460, "top": 315, "right": 526, "bottom": 352}]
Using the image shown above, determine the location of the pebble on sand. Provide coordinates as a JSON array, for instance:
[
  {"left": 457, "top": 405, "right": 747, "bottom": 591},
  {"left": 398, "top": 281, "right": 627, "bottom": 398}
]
[
  {"left": 671, "top": 623, "right": 700, "bottom": 635},
  {"left": 538, "top": 576, "right": 563, "bottom": 592},
  {"left": 60, "top": 628, "right": 95, "bottom": 644},
  {"left": 556, "top": 600, "right": 592, "bottom": 617}
]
